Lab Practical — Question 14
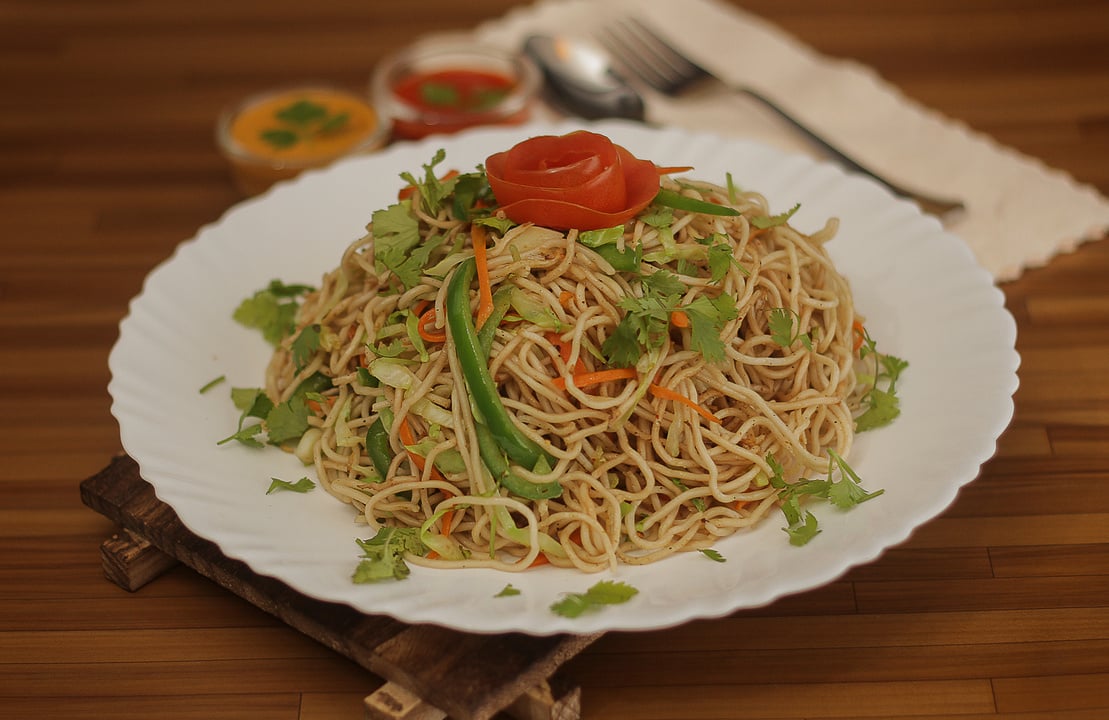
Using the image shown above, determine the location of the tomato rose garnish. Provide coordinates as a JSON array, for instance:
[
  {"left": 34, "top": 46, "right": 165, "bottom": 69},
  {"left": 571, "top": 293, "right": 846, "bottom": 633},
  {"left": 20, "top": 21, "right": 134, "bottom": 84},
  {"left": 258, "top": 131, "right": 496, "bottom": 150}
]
[{"left": 484, "top": 130, "right": 662, "bottom": 231}]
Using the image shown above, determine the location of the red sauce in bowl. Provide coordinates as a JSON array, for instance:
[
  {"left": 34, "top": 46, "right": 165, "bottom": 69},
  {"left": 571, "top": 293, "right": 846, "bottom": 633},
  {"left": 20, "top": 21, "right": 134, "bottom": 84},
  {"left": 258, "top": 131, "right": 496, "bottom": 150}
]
[{"left": 373, "top": 40, "right": 540, "bottom": 141}]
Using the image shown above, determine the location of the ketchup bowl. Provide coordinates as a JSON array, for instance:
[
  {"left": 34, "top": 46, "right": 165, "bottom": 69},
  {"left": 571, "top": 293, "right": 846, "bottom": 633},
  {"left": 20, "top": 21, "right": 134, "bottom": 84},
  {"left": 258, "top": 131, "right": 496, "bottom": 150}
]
[{"left": 371, "top": 37, "right": 541, "bottom": 141}]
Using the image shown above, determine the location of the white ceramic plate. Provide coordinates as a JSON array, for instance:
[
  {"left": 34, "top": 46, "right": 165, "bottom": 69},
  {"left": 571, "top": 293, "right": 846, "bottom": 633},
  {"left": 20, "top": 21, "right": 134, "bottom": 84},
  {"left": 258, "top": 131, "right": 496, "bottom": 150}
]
[{"left": 108, "top": 119, "right": 1019, "bottom": 635}]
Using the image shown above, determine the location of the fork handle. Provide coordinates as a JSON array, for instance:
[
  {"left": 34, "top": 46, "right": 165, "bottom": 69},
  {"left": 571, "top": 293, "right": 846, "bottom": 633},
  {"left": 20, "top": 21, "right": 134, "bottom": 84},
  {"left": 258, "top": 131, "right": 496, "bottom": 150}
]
[{"left": 738, "top": 85, "right": 965, "bottom": 217}]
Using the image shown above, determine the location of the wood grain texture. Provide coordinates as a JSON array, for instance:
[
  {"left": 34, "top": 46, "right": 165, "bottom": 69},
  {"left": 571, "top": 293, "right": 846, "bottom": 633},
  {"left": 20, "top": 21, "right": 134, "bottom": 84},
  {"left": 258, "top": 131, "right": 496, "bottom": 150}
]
[{"left": 2, "top": 0, "right": 1107, "bottom": 718}]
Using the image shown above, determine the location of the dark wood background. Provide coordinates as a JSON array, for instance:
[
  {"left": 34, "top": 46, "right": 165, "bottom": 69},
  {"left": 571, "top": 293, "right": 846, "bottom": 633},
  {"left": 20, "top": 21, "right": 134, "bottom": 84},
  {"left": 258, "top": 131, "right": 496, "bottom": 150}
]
[{"left": 2, "top": 0, "right": 1107, "bottom": 717}]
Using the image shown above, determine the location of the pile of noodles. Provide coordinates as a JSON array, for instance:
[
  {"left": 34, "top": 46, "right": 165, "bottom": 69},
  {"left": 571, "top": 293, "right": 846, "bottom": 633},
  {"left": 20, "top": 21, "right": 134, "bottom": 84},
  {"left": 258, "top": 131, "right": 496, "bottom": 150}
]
[{"left": 264, "top": 175, "right": 861, "bottom": 573}]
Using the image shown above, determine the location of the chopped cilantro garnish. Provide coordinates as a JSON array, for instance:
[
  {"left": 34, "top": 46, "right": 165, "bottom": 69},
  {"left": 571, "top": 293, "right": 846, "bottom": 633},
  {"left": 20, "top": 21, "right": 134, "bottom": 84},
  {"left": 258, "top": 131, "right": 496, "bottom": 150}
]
[
  {"left": 399, "top": 148, "right": 457, "bottom": 215},
  {"left": 854, "top": 325, "right": 909, "bottom": 431},
  {"left": 495, "top": 583, "right": 521, "bottom": 598},
  {"left": 266, "top": 476, "right": 315, "bottom": 494},
  {"left": 768, "top": 307, "right": 813, "bottom": 351},
  {"left": 550, "top": 580, "right": 638, "bottom": 618},
  {"left": 259, "top": 99, "right": 351, "bottom": 151},
  {"left": 766, "top": 450, "right": 883, "bottom": 546},
  {"left": 198, "top": 375, "right": 225, "bottom": 394},
  {"left": 291, "top": 324, "right": 321, "bottom": 371},
  {"left": 699, "top": 548, "right": 727, "bottom": 563},
  {"left": 751, "top": 202, "right": 800, "bottom": 229},
  {"left": 683, "top": 294, "right": 738, "bottom": 364},
  {"left": 352, "top": 528, "right": 427, "bottom": 583},
  {"left": 233, "top": 279, "right": 314, "bottom": 346}
]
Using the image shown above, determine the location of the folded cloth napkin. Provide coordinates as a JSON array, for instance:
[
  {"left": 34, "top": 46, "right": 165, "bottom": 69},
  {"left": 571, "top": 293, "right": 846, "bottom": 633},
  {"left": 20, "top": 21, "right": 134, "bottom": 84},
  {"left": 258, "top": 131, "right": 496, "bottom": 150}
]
[{"left": 474, "top": 0, "right": 1109, "bottom": 282}]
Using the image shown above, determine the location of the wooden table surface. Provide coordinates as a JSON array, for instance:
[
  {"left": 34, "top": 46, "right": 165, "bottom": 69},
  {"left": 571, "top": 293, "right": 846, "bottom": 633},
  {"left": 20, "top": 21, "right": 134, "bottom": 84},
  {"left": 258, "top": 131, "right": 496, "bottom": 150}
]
[{"left": 3, "top": 1, "right": 1108, "bottom": 718}]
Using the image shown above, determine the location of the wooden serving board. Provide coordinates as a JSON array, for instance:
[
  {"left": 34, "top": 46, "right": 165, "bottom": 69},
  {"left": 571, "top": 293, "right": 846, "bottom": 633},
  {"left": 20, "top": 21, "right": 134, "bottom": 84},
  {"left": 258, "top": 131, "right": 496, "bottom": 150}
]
[{"left": 80, "top": 454, "right": 600, "bottom": 720}]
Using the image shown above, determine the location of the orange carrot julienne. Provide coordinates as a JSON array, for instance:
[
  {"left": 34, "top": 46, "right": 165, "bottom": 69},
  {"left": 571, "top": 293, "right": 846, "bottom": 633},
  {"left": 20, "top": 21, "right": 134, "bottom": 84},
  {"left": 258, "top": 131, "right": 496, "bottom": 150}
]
[
  {"left": 649, "top": 383, "right": 722, "bottom": 425},
  {"left": 417, "top": 307, "right": 447, "bottom": 342},
  {"left": 546, "top": 331, "right": 587, "bottom": 375},
  {"left": 398, "top": 416, "right": 454, "bottom": 538},
  {"left": 471, "top": 223, "right": 494, "bottom": 329},
  {"left": 670, "top": 309, "right": 690, "bottom": 328},
  {"left": 528, "top": 552, "right": 550, "bottom": 568},
  {"left": 655, "top": 165, "right": 693, "bottom": 175},
  {"left": 306, "top": 396, "right": 335, "bottom": 414},
  {"left": 558, "top": 290, "right": 575, "bottom": 309},
  {"left": 852, "top": 320, "right": 866, "bottom": 353},
  {"left": 553, "top": 367, "right": 637, "bottom": 391}
]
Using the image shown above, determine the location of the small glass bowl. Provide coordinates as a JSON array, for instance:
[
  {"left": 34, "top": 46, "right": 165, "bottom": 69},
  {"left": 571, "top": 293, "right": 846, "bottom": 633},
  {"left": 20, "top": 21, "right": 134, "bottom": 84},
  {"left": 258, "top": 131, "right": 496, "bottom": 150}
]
[
  {"left": 371, "top": 36, "right": 541, "bottom": 141},
  {"left": 217, "top": 85, "right": 389, "bottom": 196}
]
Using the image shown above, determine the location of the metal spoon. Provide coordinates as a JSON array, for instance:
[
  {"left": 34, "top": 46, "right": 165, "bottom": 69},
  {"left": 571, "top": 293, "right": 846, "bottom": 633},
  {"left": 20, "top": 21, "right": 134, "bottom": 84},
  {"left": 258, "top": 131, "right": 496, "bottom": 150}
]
[{"left": 523, "top": 34, "right": 645, "bottom": 121}]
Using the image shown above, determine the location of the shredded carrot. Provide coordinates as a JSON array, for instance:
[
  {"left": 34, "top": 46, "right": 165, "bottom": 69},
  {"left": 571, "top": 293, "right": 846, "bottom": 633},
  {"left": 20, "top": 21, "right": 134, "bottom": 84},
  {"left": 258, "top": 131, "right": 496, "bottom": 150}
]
[
  {"left": 398, "top": 169, "right": 459, "bottom": 201},
  {"left": 306, "top": 396, "right": 336, "bottom": 415},
  {"left": 545, "top": 331, "right": 587, "bottom": 375},
  {"left": 655, "top": 165, "right": 694, "bottom": 175},
  {"left": 670, "top": 309, "right": 690, "bottom": 328},
  {"left": 398, "top": 416, "right": 454, "bottom": 537},
  {"left": 649, "top": 383, "right": 722, "bottom": 425},
  {"left": 417, "top": 307, "right": 447, "bottom": 343},
  {"left": 471, "top": 223, "right": 494, "bottom": 329},
  {"left": 528, "top": 553, "right": 550, "bottom": 569},
  {"left": 558, "top": 290, "right": 575, "bottom": 309},
  {"left": 852, "top": 320, "right": 866, "bottom": 353},
  {"left": 553, "top": 367, "right": 637, "bottom": 391}
]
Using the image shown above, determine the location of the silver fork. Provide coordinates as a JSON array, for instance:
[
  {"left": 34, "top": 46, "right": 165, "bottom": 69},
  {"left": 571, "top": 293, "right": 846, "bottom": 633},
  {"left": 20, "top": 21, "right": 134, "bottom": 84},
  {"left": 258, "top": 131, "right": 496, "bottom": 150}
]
[{"left": 598, "top": 18, "right": 965, "bottom": 219}]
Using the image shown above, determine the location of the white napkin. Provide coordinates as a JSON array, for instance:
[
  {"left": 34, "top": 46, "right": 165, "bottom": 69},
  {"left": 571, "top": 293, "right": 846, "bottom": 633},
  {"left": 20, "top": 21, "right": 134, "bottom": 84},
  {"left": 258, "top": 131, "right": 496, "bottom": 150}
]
[{"left": 474, "top": 0, "right": 1109, "bottom": 282}]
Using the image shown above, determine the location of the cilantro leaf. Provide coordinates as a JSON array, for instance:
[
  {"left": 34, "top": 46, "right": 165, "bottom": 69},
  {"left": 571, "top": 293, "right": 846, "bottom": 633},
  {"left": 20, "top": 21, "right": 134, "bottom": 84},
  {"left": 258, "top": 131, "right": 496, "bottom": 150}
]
[
  {"left": 398, "top": 148, "right": 457, "bottom": 215},
  {"left": 550, "top": 580, "right": 638, "bottom": 618},
  {"left": 266, "top": 476, "right": 315, "bottom": 494},
  {"left": 855, "top": 386, "right": 901, "bottom": 431},
  {"left": 495, "top": 583, "right": 521, "bottom": 598},
  {"left": 291, "top": 324, "right": 321, "bottom": 371},
  {"left": 352, "top": 528, "right": 427, "bottom": 583},
  {"left": 391, "top": 233, "right": 446, "bottom": 289},
  {"left": 451, "top": 168, "right": 495, "bottom": 220},
  {"left": 264, "top": 399, "right": 311, "bottom": 445},
  {"left": 217, "top": 423, "right": 265, "bottom": 448},
  {"left": 640, "top": 269, "right": 686, "bottom": 297},
  {"left": 700, "top": 548, "right": 726, "bottom": 563},
  {"left": 768, "top": 307, "right": 812, "bottom": 351},
  {"left": 707, "top": 240, "right": 742, "bottom": 282},
  {"left": 372, "top": 202, "right": 423, "bottom": 286},
  {"left": 683, "top": 294, "right": 738, "bottom": 364},
  {"left": 601, "top": 316, "right": 644, "bottom": 367},
  {"left": 274, "top": 99, "right": 328, "bottom": 125},
  {"left": 233, "top": 280, "right": 313, "bottom": 346},
  {"left": 854, "top": 325, "right": 909, "bottom": 432},
  {"left": 751, "top": 202, "right": 800, "bottom": 229}
]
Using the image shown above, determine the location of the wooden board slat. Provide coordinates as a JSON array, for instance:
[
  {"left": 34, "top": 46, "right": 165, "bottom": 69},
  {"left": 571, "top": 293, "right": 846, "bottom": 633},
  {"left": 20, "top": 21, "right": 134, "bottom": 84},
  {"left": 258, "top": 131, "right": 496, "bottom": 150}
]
[{"left": 80, "top": 454, "right": 599, "bottom": 720}]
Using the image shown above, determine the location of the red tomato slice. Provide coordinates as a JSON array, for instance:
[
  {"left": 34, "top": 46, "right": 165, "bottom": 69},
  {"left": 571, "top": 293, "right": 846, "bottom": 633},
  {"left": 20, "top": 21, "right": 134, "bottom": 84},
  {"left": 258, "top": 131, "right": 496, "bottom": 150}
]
[{"left": 485, "top": 131, "right": 661, "bottom": 230}]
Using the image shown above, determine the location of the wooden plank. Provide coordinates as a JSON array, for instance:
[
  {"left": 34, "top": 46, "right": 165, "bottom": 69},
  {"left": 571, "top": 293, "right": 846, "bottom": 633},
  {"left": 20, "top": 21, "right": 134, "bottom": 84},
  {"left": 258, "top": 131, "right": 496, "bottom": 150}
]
[
  {"left": 79, "top": 455, "right": 598, "bottom": 720},
  {"left": 994, "top": 672, "right": 1109, "bottom": 714},
  {"left": 575, "top": 679, "right": 997, "bottom": 719},
  {"left": 100, "top": 529, "right": 179, "bottom": 591}
]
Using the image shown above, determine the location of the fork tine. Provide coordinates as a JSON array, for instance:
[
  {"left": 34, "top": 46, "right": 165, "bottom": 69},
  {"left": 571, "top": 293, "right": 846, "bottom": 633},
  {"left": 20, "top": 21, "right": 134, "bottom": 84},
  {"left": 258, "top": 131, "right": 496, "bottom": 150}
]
[
  {"left": 597, "top": 22, "right": 674, "bottom": 93},
  {"left": 598, "top": 19, "right": 709, "bottom": 95},
  {"left": 624, "top": 18, "right": 710, "bottom": 83}
]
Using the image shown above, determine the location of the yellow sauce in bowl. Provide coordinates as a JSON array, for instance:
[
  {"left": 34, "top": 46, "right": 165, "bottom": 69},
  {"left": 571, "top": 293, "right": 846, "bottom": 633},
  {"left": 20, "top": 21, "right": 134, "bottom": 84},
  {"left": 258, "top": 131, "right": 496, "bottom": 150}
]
[{"left": 218, "top": 87, "right": 387, "bottom": 196}]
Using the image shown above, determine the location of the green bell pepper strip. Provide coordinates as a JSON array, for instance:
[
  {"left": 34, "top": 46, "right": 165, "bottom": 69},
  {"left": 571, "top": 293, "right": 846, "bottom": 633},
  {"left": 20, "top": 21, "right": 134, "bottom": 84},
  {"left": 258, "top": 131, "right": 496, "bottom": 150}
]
[
  {"left": 473, "top": 421, "right": 562, "bottom": 500},
  {"left": 654, "top": 188, "right": 740, "bottom": 216},
  {"left": 365, "top": 419, "right": 392, "bottom": 480},
  {"left": 445, "top": 258, "right": 553, "bottom": 470},
  {"left": 476, "top": 285, "right": 514, "bottom": 359}
]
